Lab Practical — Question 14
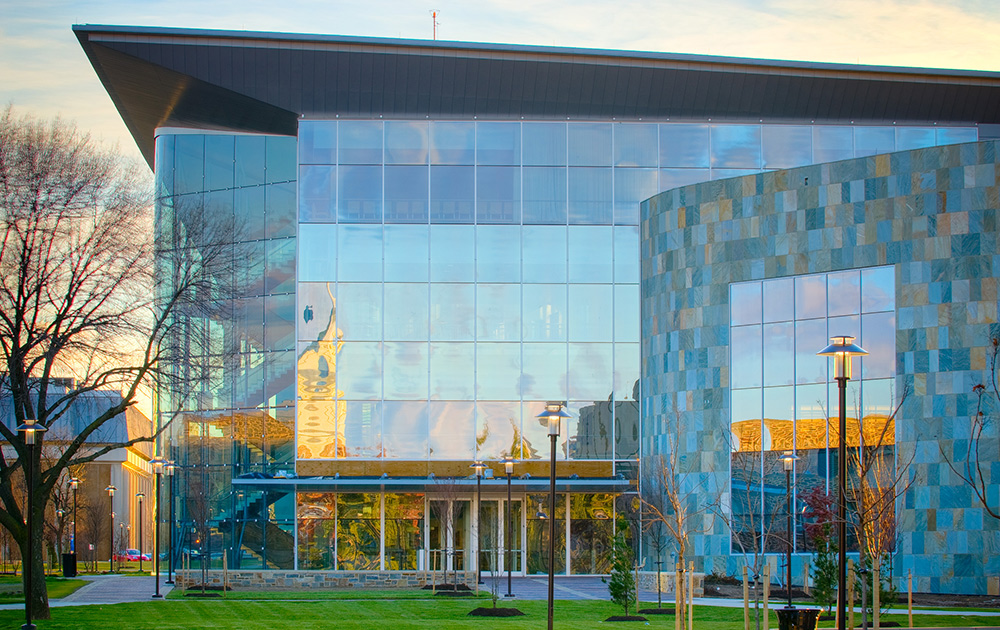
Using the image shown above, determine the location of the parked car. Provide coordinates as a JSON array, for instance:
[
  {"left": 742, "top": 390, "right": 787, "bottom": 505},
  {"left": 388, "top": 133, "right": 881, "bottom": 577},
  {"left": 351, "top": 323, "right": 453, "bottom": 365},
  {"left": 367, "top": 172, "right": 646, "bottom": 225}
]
[{"left": 115, "top": 548, "right": 151, "bottom": 562}]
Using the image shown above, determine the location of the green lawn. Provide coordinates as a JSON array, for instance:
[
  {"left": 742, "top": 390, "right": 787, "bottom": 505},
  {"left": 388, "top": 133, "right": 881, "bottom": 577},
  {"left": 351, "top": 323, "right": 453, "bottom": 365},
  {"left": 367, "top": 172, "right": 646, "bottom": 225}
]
[
  {"left": 0, "top": 576, "right": 88, "bottom": 601},
  {"left": 0, "top": 599, "right": 997, "bottom": 630}
]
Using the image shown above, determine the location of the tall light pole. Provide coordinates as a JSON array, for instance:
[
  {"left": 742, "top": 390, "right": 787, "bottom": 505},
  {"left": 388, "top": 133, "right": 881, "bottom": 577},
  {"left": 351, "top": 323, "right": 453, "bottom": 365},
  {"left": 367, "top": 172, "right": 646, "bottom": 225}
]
[
  {"left": 537, "top": 402, "right": 570, "bottom": 630},
  {"left": 69, "top": 477, "right": 79, "bottom": 554},
  {"left": 105, "top": 485, "right": 116, "bottom": 572},
  {"left": 470, "top": 461, "right": 485, "bottom": 585},
  {"left": 150, "top": 457, "right": 166, "bottom": 598},
  {"left": 818, "top": 335, "right": 867, "bottom": 630},
  {"left": 502, "top": 457, "right": 516, "bottom": 598},
  {"left": 18, "top": 417, "right": 47, "bottom": 630},
  {"left": 781, "top": 451, "right": 799, "bottom": 609},
  {"left": 165, "top": 461, "right": 176, "bottom": 585},
  {"left": 136, "top": 492, "right": 145, "bottom": 572}
]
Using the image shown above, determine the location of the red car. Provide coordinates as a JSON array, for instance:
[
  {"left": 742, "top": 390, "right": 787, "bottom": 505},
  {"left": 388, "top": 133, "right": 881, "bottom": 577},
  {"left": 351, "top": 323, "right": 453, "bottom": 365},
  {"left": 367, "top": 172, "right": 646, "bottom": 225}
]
[{"left": 115, "top": 548, "right": 151, "bottom": 562}]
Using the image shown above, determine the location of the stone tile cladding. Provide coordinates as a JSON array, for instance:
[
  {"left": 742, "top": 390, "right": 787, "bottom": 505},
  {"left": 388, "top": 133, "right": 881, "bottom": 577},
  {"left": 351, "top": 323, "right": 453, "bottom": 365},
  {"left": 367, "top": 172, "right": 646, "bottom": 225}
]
[
  {"left": 174, "top": 570, "right": 477, "bottom": 590},
  {"left": 640, "top": 140, "right": 1000, "bottom": 594}
]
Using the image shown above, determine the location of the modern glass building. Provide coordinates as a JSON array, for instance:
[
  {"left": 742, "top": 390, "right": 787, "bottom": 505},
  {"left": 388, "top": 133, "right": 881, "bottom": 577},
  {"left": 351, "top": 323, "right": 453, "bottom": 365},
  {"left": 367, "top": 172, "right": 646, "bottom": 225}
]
[{"left": 76, "top": 24, "right": 1000, "bottom": 589}]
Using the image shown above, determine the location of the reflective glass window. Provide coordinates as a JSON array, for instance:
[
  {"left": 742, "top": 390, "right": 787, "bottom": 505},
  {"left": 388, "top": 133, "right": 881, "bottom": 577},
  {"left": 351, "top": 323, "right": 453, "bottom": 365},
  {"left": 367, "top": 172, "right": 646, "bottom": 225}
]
[
  {"left": 794, "top": 274, "right": 826, "bottom": 320},
  {"left": 475, "top": 401, "right": 521, "bottom": 458},
  {"left": 731, "top": 282, "right": 762, "bottom": 326},
  {"left": 476, "top": 226, "right": 520, "bottom": 282},
  {"left": 523, "top": 122, "right": 566, "bottom": 166},
  {"left": 568, "top": 123, "right": 612, "bottom": 166},
  {"left": 476, "top": 166, "right": 520, "bottom": 224},
  {"left": 298, "top": 224, "right": 336, "bottom": 281},
  {"left": 476, "top": 343, "right": 521, "bottom": 400},
  {"left": 297, "top": 282, "right": 337, "bottom": 342},
  {"left": 430, "top": 166, "right": 475, "bottom": 223},
  {"left": 205, "top": 135, "right": 235, "bottom": 191},
  {"left": 762, "top": 322, "right": 795, "bottom": 387},
  {"left": 337, "top": 225, "right": 382, "bottom": 281},
  {"left": 384, "top": 165, "right": 428, "bottom": 223},
  {"left": 730, "top": 387, "right": 761, "bottom": 444},
  {"left": 613, "top": 226, "right": 640, "bottom": 284},
  {"left": 265, "top": 136, "right": 296, "bottom": 184},
  {"left": 385, "top": 121, "right": 428, "bottom": 164},
  {"left": 155, "top": 134, "right": 174, "bottom": 194},
  {"left": 523, "top": 284, "right": 567, "bottom": 341},
  {"left": 235, "top": 135, "right": 266, "bottom": 187},
  {"left": 712, "top": 169, "right": 759, "bottom": 180},
  {"left": 428, "top": 401, "right": 476, "bottom": 457},
  {"left": 267, "top": 181, "right": 296, "bottom": 238},
  {"left": 828, "top": 270, "right": 861, "bottom": 317},
  {"left": 813, "top": 126, "right": 853, "bottom": 163},
  {"left": 342, "top": 401, "right": 381, "bottom": 457},
  {"left": 384, "top": 225, "right": 429, "bottom": 282},
  {"left": 523, "top": 167, "right": 567, "bottom": 224},
  {"left": 338, "top": 165, "right": 382, "bottom": 222},
  {"left": 476, "top": 284, "right": 521, "bottom": 341},
  {"left": 569, "top": 343, "right": 613, "bottom": 400},
  {"left": 855, "top": 127, "right": 895, "bottom": 157},
  {"left": 711, "top": 125, "right": 762, "bottom": 168},
  {"left": 522, "top": 344, "right": 568, "bottom": 400},
  {"left": 174, "top": 134, "right": 205, "bottom": 195},
  {"left": 828, "top": 312, "right": 860, "bottom": 350},
  {"left": 794, "top": 319, "right": 827, "bottom": 384},
  {"left": 613, "top": 168, "right": 658, "bottom": 225},
  {"left": 762, "top": 126, "right": 813, "bottom": 169},
  {"left": 523, "top": 226, "right": 567, "bottom": 283},
  {"left": 430, "top": 284, "right": 475, "bottom": 341},
  {"left": 660, "top": 124, "right": 710, "bottom": 168},
  {"left": 430, "top": 122, "right": 475, "bottom": 164},
  {"left": 299, "top": 120, "right": 337, "bottom": 164},
  {"left": 613, "top": 343, "right": 640, "bottom": 401},
  {"left": 861, "top": 379, "right": 894, "bottom": 442},
  {"left": 731, "top": 325, "right": 763, "bottom": 389},
  {"left": 763, "top": 277, "right": 794, "bottom": 323},
  {"left": 236, "top": 185, "right": 266, "bottom": 241},
  {"left": 614, "top": 284, "right": 639, "bottom": 343},
  {"left": 237, "top": 240, "right": 266, "bottom": 298},
  {"left": 659, "top": 168, "right": 710, "bottom": 190},
  {"left": 265, "top": 293, "right": 296, "bottom": 352},
  {"left": 336, "top": 283, "right": 383, "bottom": 341},
  {"left": 339, "top": 121, "right": 383, "bottom": 164},
  {"left": 337, "top": 342, "right": 382, "bottom": 399},
  {"left": 337, "top": 493, "right": 381, "bottom": 569},
  {"left": 266, "top": 238, "right": 295, "bottom": 294},
  {"left": 568, "top": 167, "right": 612, "bottom": 224},
  {"left": 937, "top": 127, "right": 977, "bottom": 145},
  {"left": 569, "top": 226, "right": 613, "bottom": 283},
  {"left": 383, "top": 343, "right": 429, "bottom": 400},
  {"left": 429, "top": 344, "right": 475, "bottom": 400},
  {"left": 430, "top": 225, "right": 474, "bottom": 282},
  {"left": 763, "top": 386, "right": 794, "bottom": 451},
  {"left": 614, "top": 123, "right": 657, "bottom": 167},
  {"left": 861, "top": 266, "right": 895, "bottom": 313},
  {"left": 861, "top": 311, "right": 895, "bottom": 379},
  {"left": 896, "top": 127, "right": 936, "bottom": 151},
  {"left": 384, "top": 493, "right": 424, "bottom": 570},
  {"left": 569, "top": 285, "right": 613, "bottom": 342},
  {"left": 477, "top": 122, "right": 521, "bottom": 166},
  {"left": 296, "top": 400, "right": 339, "bottom": 459},
  {"left": 299, "top": 165, "right": 337, "bottom": 223},
  {"left": 384, "top": 283, "right": 429, "bottom": 341}
]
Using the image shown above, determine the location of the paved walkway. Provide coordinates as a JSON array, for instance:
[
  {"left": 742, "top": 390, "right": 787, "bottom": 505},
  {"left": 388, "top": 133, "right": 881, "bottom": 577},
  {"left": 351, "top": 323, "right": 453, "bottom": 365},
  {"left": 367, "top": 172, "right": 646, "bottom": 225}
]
[{"left": 0, "top": 573, "right": 173, "bottom": 610}]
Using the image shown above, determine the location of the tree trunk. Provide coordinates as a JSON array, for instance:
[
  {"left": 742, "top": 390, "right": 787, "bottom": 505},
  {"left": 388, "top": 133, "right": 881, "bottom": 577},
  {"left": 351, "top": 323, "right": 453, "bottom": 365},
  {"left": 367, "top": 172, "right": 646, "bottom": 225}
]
[{"left": 21, "top": 506, "right": 51, "bottom": 620}]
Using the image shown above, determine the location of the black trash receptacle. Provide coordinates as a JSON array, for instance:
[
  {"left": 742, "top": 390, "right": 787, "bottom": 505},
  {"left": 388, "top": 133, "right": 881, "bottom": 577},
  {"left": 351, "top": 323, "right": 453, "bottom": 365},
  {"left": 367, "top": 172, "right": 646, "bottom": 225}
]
[
  {"left": 62, "top": 552, "right": 77, "bottom": 578},
  {"left": 775, "top": 607, "right": 820, "bottom": 630}
]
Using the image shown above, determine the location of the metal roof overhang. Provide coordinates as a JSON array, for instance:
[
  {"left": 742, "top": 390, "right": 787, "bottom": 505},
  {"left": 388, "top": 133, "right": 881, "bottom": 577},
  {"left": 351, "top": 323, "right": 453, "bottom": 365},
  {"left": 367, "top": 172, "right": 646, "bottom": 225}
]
[{"left": 232, "top": 476, "right": 632, "bottom": 494}]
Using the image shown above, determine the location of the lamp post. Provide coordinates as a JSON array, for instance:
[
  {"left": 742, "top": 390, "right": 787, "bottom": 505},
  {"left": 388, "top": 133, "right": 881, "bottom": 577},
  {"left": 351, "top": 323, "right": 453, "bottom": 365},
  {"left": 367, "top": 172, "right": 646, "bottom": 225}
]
[
  {"left": 818, "top": 335, "right": 867, "bottom": 630},
  {"left": 165, "top": 461, "right": 176, "bottom": 585},
  {"left": 780, "top": 451, "right": 800, "bottom": 609},
  {"left": 150, "top": 457, "right": 167, "bottom": 598},
  {"left": 502, "top": 457, "right": 516, "bottom": 598},
  {"left": 69, "top": 477, "right": 79, "bottom": 554},
  {"left": 537, "top": 402, "right": 570, "bottom": 630},
  {"left": 105, "top": 485, "right": 116, "bottom": 572},
  {"left": 470, "top": 461, "right": 486, "bottom": 585},
  {"left": 136, "top": 492, "right": 145, "bottom": 572},
  {"left": 18, "top": 417, "right": 47, "bottom": 630}
]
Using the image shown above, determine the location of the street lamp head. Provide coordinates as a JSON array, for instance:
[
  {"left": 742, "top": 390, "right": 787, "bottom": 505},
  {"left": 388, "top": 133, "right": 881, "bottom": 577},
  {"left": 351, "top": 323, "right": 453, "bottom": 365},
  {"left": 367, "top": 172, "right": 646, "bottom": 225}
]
[
  {"left": 17, "top": 418, "right": 47, "bottom": 445},
  {"left": 781, "top": 450, "right": 799, "bottom": 472},
  {"left": 501, "top": 456, "right": 517, "bottom": 475},
  {"left": 470, "top": 460, "right": 486, "bottom": 476},
  {"left": 818, "top": 335, "right": 868, "bottom": 380},
  {"left": 136, "top": 492, "right": 145, "bottom": 503},
  {"left": 69, "top": 477, "right": 80, "bottom": 489},
  {"left": 165, "top": 460, "right": 176, "bottom": 477},
  {"left": 150, "top": 457, "right": 167, "bottom": 475},
  {"left": 56, "top": 508, "right": 64, "bottom": 518},
  {"left": 106, "top": 484, "right": 116, "bottom": 497},
  {"left": 537, "top": 402, "right": 570, "bottom": 437}
]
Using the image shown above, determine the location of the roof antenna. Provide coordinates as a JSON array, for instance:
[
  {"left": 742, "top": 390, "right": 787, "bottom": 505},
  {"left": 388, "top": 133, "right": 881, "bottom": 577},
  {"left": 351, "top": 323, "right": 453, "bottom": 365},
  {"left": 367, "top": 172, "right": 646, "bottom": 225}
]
[{"left": 430, "top": 10, "right": 439, "bottom": 40}]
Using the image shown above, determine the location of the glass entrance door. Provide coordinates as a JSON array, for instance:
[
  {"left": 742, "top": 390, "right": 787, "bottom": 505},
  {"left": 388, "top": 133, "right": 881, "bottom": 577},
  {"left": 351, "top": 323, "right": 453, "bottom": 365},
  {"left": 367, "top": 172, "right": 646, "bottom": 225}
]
[{"left": 429, "top": 499, "right": 471, "bottom": 573}]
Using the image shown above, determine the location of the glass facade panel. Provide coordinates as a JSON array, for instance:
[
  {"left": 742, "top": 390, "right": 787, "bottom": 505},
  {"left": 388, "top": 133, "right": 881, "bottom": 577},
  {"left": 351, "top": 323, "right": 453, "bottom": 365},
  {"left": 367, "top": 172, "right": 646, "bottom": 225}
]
[
  {"left": 613, "top": 168, "right": 658, "bottom": 225},
  {"left": 659, "top": 168, "right": 710, "bottom": 190},
  {"left": 476, "top": 343, "right": 521, "bottom": 401},
  {"left": 174, "top": 134, "right": 205, "bottom": 194},
  {"left": 568, "top": 167, "right": 613, "bottom": 224},
  {"left": 614, "top": 123, "right": 658, "bottom": 167},
  {"left": 338, "top": 164, "right": 382, "bottom": 222},
  {"left": 813, "top": 126, "right": 854, "bottom": 163},
  {"left": 428, "top": 401, "right": 476, "bottom": 458},
  {"left": 523, "top": 226, "right": 567, "bottom": 283},
  {"left": 430, "top": 284, "right": 475, "bottom": 341},
  {"left": 383, "top": 284, "right": 429, "bottom": 341},
  {"left": 828, "top": 270, "right": 861, "bottom": 316},
  {"left": 384, "top": 494, "right": 424, "bottom": 570},
  {"left": 430, "top": 225, "right": 475, "bottom": 281},
  {"left": 337, "top": 342, "right": 382, "bottom": 399},
  {"left": 337, "top": 493, "right": 381, "bottom": 569},
  {"left": 568, "top": 123, "right": 612, "bottom": 166},
  {"left": 477, "top": 122, "right": 521, "bottom": 165},
  {"left": 570, "top": 400, "right": 612, "bottom": 460},
  {"left": 569, "top": 284, "right": 613, "bottom": 342},
  {"left": 896, "top": 127, "right": 936, "bottom": 151},
  {"left": 382, "top": 401, "right": 429, "bottom": 458},
  {"left": 523, "top": 166, "right": 568, "bottom": 224},
  {"left": 861, "top": 311, "right": 895, "bottom": 379},
  {"left": 385, "top": 121, "right": 429, "bottom": 164},
  {"left": 339, "top": 121, "right": 383, "bottom": 164},
  {"left": 521, "top": 344, "right": 569, "bottom": 401},
  {"left": 731, "top": 325, "right": 763, "bottom": 389},
  {"left": 235, "top": 135, "right": 266, "bottom": 188},
  {"left": 855, "top": 127, "right": 895, "bottom": 157},
  {"left": 795, "top": 319, "right": 828, "bottom": 384},
  {"left": 384, "top": 165, "right": 428, "bottom": 223},
  {"left": 337, "top": 283, "right": 382, "bottom": 341},
  {"left": 861, "top": 266, "right": 895, "bottom": 313},
  {"left": 523, "top": 284, "right": 567, "bottom": 341},
  {"left": 476, "top": 401, "right": 522, "bottom": 459},
  {"left": 613, "top": 343, "right": 640, "bottom": 401},
  {"left": 763, "top": 277, "right": 794, "bottom": 323},
  {"left": 613, "top": 226, "right": 640, "bottom": 284},
  {"left": 731, "top": 282, "right": 762, "bottom": 326},
  {"left": 711, "top": 125, "right": 762, "bottom": 168},
  {"left": 476, "top": 226, "right": 520, "bottom": 282},
  {"left": 660, "top": 124, "right": 710, "bottom": 168},
  {"left": 268, "top": 181, "right": 297, "bottom": 238},
  {"left": 476, "top": 166, "right": 520, "bottom": 224},
  {"left": 569, "top": 226, "right": 613, "bottom": 284},
  {"left": 526, "top": 493, "right": 566, "bottom": 573},
  {"left": 205, "top": 135, "right": 235, "bottom": 191},
  {"left": 384, "top": 225, "right": 429, "bottom": 282},
  {"left": 762, "top": 125, "right": 813, "bottom": 169},
  {"left": 476, "top": 284, "right": 521, "bottom": 341},
  {"left": 937, "top": 127, "right": 977, "bottom": 145},
  {"left": 430, "top": 165, "right": 475, "bottom": 223},
  {"left": 342, "top": 401, "right": 381, "bottom": 457},
  {"left": 523, "top": 122, "right": 566, "bottom": 166},
  {"left": 568, "top": 343, "right": 613, "bottom": 400},
  {"left": 299, "top": 120, "right": 337, "bottom": 164},
  {"left": 429, "top": 343, "right": 475, "bottom": 400},
  {"left": 794, "top": 274, "right": 827, "bottom": 320},
  {"left": 430, "top": 122, "right": 475, "bottom": 164},
  {"left": 570, "top": 494, "right": 614, "bottom": 573},
  {"left": 298, "top": 282, "right": 336, "bottom": 342},
  {"left": 763, "top": 322, "right": 795, "bottom": 387},
  {"left": 337, "top": 225, "right": 382, "bottom": 281},
  {"left": 298, "top": 224, "right": 336, "bottom": 282}
]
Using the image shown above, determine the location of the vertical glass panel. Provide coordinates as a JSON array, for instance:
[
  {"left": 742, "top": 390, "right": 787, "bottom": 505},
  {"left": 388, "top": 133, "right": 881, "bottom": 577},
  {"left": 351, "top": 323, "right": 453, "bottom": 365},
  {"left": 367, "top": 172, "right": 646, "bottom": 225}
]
[
  {"left": 896, "top": 127, "right": 936, "bottom": 151},
  {"left": 477, "top": 122, "right": 521, "bottom": 166},
  {"left": 731, "top": 282, "right": 763, "bottom": 326},
  {"left": 298, "top": 224, "right": 336, "bottom": 282},
  {"left": 266, "top": 350, "right": 296, "bottom": 407},
  {"left": 475, "top": 344, "right": 521, "bottom": 401},
  {"left": 299, "top": 120, "right": 337, "bottom": 164},
  {"left": 614, "top": 285, "right": 640, "bottom": 343},
  {"left": 861, "top": 266, "right": 895, "bottom": 313},
  {"left": 384, "top": 165, "right": 428, "bottom": 223},
  {"left": 521, "top": 403, "right": 562, "bottom": 461},
  {"left": 384, "top": 283, "right": 429, "bottom": 341},
  {"left": 523, "top": 122, "right": 566, "bottom": 166},
  {"left": 428, "top": 401, "right": 476, "bottom": 458},
  {"left": 794, "top": 274, "right": 827, "bottom": 320},
  {"left": 568, "top": 123, "right": 612, "bottom": 166},
  {"left": 236, "top": 185, "right": 266, "bottom": 241},
  {"left": 430, "top": 165, "right": 475, "bottom": 223},
  {"left": 476, "top": 401, "right": 521, "bottom": 459},
  {"left": 567, "top": 226, "right": 613, "bottom": 284},
  {"left": 297, "top": 399, "right": 342, "bottom": 458},
  {"left": 828, "top": 270, "right": 861, "bottom": 317},
  {"left": 568, "top": 343, "right": 613, "bottom": 400},
  {"left": 613, "top": 168, "right": 658, "bottom": 225},
  {"left": 613, "top": 226, "right": 639, "bottom": 284},
  {"left": 337, "top": 493, "right": 381, "bottom": 570},
  {"left": 731, "top": 388, "right": 762, "bottom": 450},
  {"left": 385, "top": 121, "right": 429, "bottom": 164},
  {"left": 795, "top": 383, "right": 829, "bottom": 452},
  {"left": 154, "top": 134, "right": 174, "bottom": 195},
  {"left": 570, "top": 494, "right": 614, "bottom": 573},
  {"left": 711, "top": 125, "right": 762, "bottom": 168},
  {"left": 429, "top": 343, "right": 475, "bottom": 400},
  {"left": 795, "top": 319, "right": 828, "bottom": 384},
  {"left": 298, "top": 494, "right": 335, "bottom": 569},
  {"left": 526, "top": 492, "right": 566, "bottom": 573},
  {"left": 268, "top": 406, "right": 296, "bottom": 468},
  {"left": 712, "top": 168, "right": 759, "bottom": 180},
  {"left": 337, "top": 225, "right": 382, "bottom": 281},
  {"left": 861, "top": 379, "right": 894, "bottom": 445},
  {"left": 936, "top": 127, "right": 977, "bottom": 145},
  {"left": 521, "top": 345, "right": 568, "bottom": 400},
  {"left": 763, "top": 386, "right": 794, "bottom": 452},
  {"left": 430, "top": 284, "right": 475, "bottom": 341},
  {"left": 763, "top": 322, "right": 795, "bottom": 387},
  {"left": 568, "top": 400, "right": 612, "bottom": 460},
  {"left": 382, "top": 402, "right": 429, "bottom": 458},
  {"left": 383, "top": 342, "right": 429, "bottom": 399},
  {"left": 336, "top": 283, "right": 383, "bottom": 341},
  {"left": 205, "top": 135, "right": 235, "bottom": 191},
  {"left": 854, "top": 127, "right": 895, "bottom": 157},
  {"left": 523, "top": 167, "right": 567, "bottom": 224},
  {"left": 476, "top": 284, "right": 521, "bottom": 341},
  {"left": 659, "top": 168, "right": 711, "bottom": 190},
  {"left": 731, "top": 325, "right": 763, "bottom": 389},
  {"left": 522, "top": 226, "right": 567, "bottom": 283},
  {"left": 237, "top": 241, "right": 267, "bottom": 298},
  {"left": 235, "top": 135, "right": 266, "bottom": 187},
  {"left": 267, "top": 181, "right": 296, "bottom": 238},
  {"left": 861, "top": 311, "right": 895, "bottom": 379},
  {"left": 813, "top": 126, "right": 854, "bottom": 163},
  {"left": 660, "top": 124, "right": 710, "bottom": 168},
  {"left": 430, "top": 225, "right": 475, "bottom": 281},
  {"left": 174, "top": 134, "right": 205, "bottom": 195},
  {"left": 298, "top": 281, "right": 337, "bottom": 342},
  {"left": 300, "top": 164, "right": 337, "bottom": 223},
  {"left": 384, "top": 494, "right": 424, "bottom": 570},
  {"left": 337, "top": 342, "right": 382, "bottom": 399},
  {"left": 568, "top": 167, "right": 613, "bottom": 224},
  {"left": 476, "top": 166, "right": 520, "bottom": 224},
  {"left": 430, "top": 122, "right": 475, "bottom": 164},
  {"left": 762, "top": 126, "right": 813, "bottom": 169},
  {"left": 613, "top": 343, "right": 640, "bottom": 401},
  {"left": 342, "top": 401, "right": 381, "bottom": 457},
  {"left": 523, "top": 284, "right": 567, "bottom": 341},
  {"left": 265, "top": 238, "right": 295, "bottom": 294},
  {"left": 614, "top": 123, "right": 658, "bottom": 167},
  {"left": 476, "top": 226, "right": 521, "bottom": 283},
  {"left": 384, "top": 225, "right": 429, "bottom": 282},
  {"left": 569, "top": 284, "right": 613, "bottom": 342},
  {"left": 265, "top": 136, "right": 296, "bottom": 183},
  {"left": 338, "top": 164, "right": 382, "bottom": 222},
  {"left": 763, "top": 277, "right": 794, "bottom": 323},
  {"left": 339, "top": 121, "right": 383, "bottom": 164},
  {"left": 827, "top": 315, "right": 860, "bottom": 348}
]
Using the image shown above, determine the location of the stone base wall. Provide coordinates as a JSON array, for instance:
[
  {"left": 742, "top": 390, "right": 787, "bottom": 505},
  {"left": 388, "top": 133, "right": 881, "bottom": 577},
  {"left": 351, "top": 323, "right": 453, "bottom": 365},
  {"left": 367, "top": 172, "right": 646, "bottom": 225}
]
[
  {"left": 638, "top": 571, "right": 704, "bottom": 597},
  {"left": 174, "top": 569, "right": 478, "bottom": 590}
]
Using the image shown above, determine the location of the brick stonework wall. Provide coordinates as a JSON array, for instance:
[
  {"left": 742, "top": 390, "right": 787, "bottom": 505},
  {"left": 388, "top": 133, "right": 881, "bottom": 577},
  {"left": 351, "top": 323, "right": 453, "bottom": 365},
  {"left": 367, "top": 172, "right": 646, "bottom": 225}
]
[{"left": 174, "top": 570, "right": 478, "bottom": 590}]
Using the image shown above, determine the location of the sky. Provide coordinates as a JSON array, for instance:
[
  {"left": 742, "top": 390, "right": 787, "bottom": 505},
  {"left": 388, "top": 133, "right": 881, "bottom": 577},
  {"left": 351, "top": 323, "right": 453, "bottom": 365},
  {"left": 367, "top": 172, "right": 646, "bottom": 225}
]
[{"left": 3, "top": 0, "right": 1000, "bottom": 162}]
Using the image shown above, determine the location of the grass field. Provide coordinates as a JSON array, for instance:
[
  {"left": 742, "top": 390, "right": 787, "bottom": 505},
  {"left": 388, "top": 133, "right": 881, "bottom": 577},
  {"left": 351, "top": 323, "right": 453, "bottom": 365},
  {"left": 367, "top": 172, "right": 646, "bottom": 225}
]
[{"left": 0, "top": 576, "right": 88, "bottom": 601}]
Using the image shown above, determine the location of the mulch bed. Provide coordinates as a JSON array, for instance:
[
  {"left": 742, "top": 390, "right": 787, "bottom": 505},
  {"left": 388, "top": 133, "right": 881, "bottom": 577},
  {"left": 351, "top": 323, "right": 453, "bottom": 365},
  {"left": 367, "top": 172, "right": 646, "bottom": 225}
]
[
  {"left": 605, "top": 615, "right": 649, "bottom": 622},
  {"left": 184, "top": 592, "right": 223, "bottom": 598},
  {"left": 468, "top": 607, "right": 525, "bottom": 617},
  {"left": 638, "top": 607, "right": 675, "bottom": 615},
  {"left": 421, "top": 583, "right": 471, "bottom": 591}
]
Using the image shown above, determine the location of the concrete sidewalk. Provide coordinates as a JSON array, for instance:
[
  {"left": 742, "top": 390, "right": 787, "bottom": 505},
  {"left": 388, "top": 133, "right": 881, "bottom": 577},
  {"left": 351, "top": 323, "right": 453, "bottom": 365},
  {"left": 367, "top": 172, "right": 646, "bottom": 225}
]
[{"left": 0, "top": 573, "right": 173, "bottom": 610}]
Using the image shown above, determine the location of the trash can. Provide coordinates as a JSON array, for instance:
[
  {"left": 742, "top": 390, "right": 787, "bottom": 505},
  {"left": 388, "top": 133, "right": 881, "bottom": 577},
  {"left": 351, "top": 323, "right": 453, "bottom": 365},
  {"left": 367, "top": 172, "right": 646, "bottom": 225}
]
[
  {"left": 62, "top": 552, "right": 77, "bottom": 578},
  {"left": 775, "top": 607, "right": 820, "bottom": 630}
]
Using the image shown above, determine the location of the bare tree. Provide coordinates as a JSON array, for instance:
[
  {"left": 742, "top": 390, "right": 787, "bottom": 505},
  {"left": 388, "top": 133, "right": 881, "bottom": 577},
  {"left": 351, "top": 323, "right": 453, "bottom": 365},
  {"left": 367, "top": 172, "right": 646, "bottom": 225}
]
[{"left": 0, "top": 106, "right": 236, "bottom": 618}]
